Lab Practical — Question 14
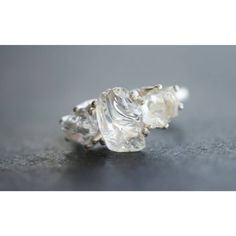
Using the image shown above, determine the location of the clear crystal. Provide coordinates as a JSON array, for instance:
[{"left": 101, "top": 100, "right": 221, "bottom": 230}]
[
  {"left": 96, "top": 87, "right": 145, "bottom": 152},
  {"left": 60, "top": 99, "right": 98, "bottom": 146},
  {"left": 140, "top": 86, "right": 180, "bottom": 128}
]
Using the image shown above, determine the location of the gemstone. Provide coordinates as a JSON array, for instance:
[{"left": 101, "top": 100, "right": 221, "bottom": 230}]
[
  {"left": 60, "top": 99, "right": 98, "bottom": 146},
  {"left": 96, "top": 87, "right": 145, "bottom": 152},
  {"left": 140, "top": 86, "right": 180, "bottom": 128}
]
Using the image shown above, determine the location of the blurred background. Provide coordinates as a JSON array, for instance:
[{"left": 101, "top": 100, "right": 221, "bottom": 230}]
[{"left": 0, "top": 46, "right": 236, "bottom": 190}]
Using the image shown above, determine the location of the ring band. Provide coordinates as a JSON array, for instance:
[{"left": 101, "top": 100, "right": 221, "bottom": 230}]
[{"left": 59, "top": 84, "right": 189, "bottom": 152}]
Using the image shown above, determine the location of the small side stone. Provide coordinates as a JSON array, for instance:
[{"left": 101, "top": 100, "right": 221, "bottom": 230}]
[
  {"left": 60, "top": 99, "right": 99, "bottom": 146},
  {"left": 140, "top": 86, "right": 180, "bottom": 128}
]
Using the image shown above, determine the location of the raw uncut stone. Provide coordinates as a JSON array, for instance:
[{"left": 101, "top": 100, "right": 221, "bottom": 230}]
[
  {"left": 96, "top": 87, "right": 145, "bottom": 152},
  {"left": 60, "top": 99, "right": 98, "bottom": 146},
  {"left": 140, "top": 86, "right": 180, "bottom": 128}
]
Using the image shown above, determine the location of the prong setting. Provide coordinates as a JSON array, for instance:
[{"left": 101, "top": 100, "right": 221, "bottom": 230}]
[
  {"left": 173, "top": 85, "right": 180, "bottom": 92},
  {"left": 91, "top": 100, "right": 96, "bottom": 108},
  {"left": 92, "top": 132, "right": 102, "bottom": 145},
  {"left": 154, "top": 84, "right": 163, "bottom": 90},
  {"left": 164, "top": 123, "right": 169, "bottom": 129},
  {"left": 179, "top": 103, "right": 184, "bottom": 110},
  {"left": 142, "top": 126, "right": 151, "bottom": 137},
  {"left": 88, "top": 100, "right": 97, "bottom": 115}
]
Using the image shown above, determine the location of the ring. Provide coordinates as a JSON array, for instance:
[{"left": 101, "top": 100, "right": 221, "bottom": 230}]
[{"left": 59, "top": 84, "right": 189, "bottom": 152}]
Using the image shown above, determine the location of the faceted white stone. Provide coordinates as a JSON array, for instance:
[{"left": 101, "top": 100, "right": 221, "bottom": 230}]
[
  {"left": 140, "top": 86, "right": 180, "bottom": 128},
  {"left": 96, "top": 87, "right": 145, "bottom": 152},
  {"left": 60, "top": 99, "right": 98, "bottom": 146}
]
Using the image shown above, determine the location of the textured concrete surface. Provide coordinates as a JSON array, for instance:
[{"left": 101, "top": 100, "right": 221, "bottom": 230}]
[{"left": 0, "top": 46, "right": 236, "bottom": 190}]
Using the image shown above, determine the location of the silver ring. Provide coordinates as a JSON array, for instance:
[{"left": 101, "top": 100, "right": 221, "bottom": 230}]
[{"left": 59, "top": 84, "right": 189, "bottom": 152}]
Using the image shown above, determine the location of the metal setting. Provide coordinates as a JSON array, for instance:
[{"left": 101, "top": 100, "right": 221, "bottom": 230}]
[{"left": 60, "top": 84, "right": 189, "bottom": 152}]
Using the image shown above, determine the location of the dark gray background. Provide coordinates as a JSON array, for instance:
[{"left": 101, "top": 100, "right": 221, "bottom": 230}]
[{"left": 0, "top": 46, "right": 236, "bottom": 190}]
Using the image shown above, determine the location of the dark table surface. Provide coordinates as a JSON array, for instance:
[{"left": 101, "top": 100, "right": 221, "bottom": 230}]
[{"left": 0, "top": 46, "right": 236, "bottom": 190}]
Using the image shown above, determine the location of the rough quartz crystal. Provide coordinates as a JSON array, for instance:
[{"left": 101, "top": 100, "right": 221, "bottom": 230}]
[
  {"left": 96, "top": 87, "right": 145, "bottom": 152},
  {"left": 140, "top": 86, "right": 180, "bottom": 128},
  {"left": 60, "top": 99, "right": 98, "bottom": 146}
]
